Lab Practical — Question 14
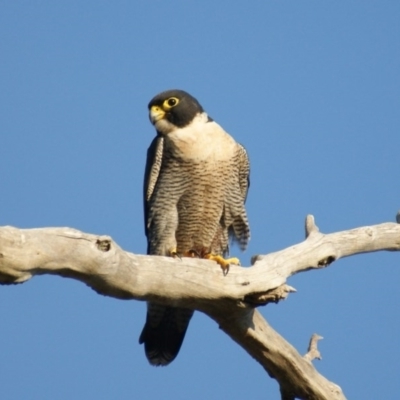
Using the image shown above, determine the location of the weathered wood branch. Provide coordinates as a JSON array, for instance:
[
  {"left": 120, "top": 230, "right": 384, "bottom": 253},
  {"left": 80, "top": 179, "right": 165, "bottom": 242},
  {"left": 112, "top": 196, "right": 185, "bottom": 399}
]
[
  {"left": 1, "top": 217, "right": 399, "bottom": 399},
  {"left": 304, "top": 334, "right": 323, "bottom": 362}
]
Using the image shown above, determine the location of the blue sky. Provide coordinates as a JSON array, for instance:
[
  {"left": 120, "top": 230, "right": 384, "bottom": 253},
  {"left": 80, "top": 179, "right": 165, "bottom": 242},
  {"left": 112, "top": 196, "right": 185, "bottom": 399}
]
[{"left": 1, "top": 1, "right": 399, "bottom": 398}]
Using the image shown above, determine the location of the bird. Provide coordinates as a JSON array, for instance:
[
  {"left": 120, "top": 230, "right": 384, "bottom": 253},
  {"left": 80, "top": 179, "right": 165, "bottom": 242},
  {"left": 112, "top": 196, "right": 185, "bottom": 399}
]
[{"left": 139, "top": 89, "right": 250, "bottom": 366}]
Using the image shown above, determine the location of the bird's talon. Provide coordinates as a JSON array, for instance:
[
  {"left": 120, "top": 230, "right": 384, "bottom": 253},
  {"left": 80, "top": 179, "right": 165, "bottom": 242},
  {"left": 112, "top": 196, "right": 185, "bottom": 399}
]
[
  {"left": 222, "top": 264, "right": 230, "bottom": 276},
  {"left": 169, "top": 248, "right": 181, "bottom": 259},
  {"left": 184, "top": 249, "right": 200, "bottom": 258}
]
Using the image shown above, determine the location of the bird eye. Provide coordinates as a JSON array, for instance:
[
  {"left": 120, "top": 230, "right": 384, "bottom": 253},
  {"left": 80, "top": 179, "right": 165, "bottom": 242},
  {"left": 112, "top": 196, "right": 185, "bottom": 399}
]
[{"left": 163, "top": 97, "right": 180, "bottom": 109}]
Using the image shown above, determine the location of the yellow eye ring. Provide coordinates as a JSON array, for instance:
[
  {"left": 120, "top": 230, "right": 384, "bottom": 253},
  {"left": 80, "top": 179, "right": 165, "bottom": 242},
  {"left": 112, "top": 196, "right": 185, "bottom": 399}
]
[{"left": 163, "top": 97, "right": 179, "bottom": 110}]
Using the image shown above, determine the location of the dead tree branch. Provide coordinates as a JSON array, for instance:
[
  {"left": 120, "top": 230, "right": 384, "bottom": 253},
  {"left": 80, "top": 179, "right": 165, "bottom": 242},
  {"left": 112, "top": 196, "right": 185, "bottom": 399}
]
[{"left": 1, "top": 216, "right": 399, "bottom": 399}]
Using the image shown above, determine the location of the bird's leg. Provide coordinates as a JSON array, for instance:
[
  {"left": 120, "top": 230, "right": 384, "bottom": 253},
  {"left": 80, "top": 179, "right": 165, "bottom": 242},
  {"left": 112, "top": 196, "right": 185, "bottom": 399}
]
[
  {"left": 204, "top": 254, "right": 240, "bottom": 275},
  {"left": 169, "top": 248, "right": 200, "bottom": 259},
  {"left": 170, "top": 247, "right": 240, "bottom": 275},
  {"left": 184, "top": 249, "right": 200, "bottom": 258}
]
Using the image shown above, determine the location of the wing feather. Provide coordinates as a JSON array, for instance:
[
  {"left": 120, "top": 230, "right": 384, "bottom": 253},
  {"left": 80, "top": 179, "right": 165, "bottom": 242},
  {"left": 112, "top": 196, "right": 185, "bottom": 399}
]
[
  {"left": 143, "top": 136, "right": 164, "bottom": 240},
  {"left": 228, "top": 143, "right": 251, "bottom": 250},
  {"left": 237, "top": 143, "right": 250, "bottom": 203}
]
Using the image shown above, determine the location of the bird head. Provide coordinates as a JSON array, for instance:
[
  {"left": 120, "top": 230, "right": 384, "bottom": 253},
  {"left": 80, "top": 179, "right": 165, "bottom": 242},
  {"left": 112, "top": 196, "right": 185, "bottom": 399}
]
[{"left": 148, "top": 90, "right": 205, "bottom": 134}]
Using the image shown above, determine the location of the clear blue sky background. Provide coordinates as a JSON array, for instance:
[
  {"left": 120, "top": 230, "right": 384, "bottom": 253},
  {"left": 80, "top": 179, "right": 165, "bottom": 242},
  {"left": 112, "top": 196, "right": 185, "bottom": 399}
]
[{"left": 1, "top": 2, "right": 399, "bottom": 399}]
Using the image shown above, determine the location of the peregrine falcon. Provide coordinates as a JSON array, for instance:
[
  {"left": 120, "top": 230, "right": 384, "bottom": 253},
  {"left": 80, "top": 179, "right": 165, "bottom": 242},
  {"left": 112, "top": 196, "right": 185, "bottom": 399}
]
[{"left": 139, "top": 89, "right": 250, "bottom": 366}]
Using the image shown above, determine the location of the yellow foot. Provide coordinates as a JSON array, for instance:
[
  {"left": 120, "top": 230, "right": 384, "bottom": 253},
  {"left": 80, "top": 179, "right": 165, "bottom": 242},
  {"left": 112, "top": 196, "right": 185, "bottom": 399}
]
[{"left": 204, "top": 254, "right": 240, "bottom": 275}]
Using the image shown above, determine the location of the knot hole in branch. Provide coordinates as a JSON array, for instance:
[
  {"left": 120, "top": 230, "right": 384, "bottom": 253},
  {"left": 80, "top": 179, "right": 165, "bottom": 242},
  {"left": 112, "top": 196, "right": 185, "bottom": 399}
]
[
  {"left": 96, "top": 238, "right": 112, "bottom": 252},
  {"left": 318, "top": 255, "right": 335, "bottom": 267}
]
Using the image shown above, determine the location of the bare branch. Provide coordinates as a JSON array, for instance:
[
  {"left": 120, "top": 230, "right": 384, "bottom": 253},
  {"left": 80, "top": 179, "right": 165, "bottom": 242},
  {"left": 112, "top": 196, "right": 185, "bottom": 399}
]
[
  {"left": 244, "top": 284, "right": 296, "bottom": 306},
  {"left": 305, "top": 214, "right": 319, "bottom": 238},
  {"left": 1, "top": 217, "right": 399, "bottom": 399},
  {"left": 304, "top": 334, "right": 324, "bottom": 361}
]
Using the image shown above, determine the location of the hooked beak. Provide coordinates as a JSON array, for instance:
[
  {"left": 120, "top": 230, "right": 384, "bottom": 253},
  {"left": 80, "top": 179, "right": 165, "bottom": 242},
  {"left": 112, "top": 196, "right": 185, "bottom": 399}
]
[{"left": 149, "top": 105, "right": 166, "bottom": 124}]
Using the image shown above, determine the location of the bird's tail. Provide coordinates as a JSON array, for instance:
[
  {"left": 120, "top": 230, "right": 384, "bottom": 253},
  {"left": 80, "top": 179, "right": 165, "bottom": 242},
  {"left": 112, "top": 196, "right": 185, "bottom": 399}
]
[{"left": 139, "top": 303, "right": 194, "bottom": 366}]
